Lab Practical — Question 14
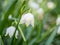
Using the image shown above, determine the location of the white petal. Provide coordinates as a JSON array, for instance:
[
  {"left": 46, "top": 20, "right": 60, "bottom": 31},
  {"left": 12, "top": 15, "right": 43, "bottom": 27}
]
[
  {"left": 56, "top": 16, "right": 60, "bottom": 25},
  {"left": 31, "top": 19, "right": 34, "bottom": 27},
  {"left": 15, "top": 30, "right": 19, "bottom": 39},
  {"left": 57, "top": 26, "right": 60, "bottom": 34},
  {"left": 5, "top": 29, "right": 9, "bottom": 36},
  {"left": 20, "top": 14, "right": 27, "bottom": 24}
]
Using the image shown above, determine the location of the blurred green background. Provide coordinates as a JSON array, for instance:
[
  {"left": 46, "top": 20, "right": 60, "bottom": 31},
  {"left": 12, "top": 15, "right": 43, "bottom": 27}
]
[{"left": 0, "top": 0, "right": 60, "bottom": 45}]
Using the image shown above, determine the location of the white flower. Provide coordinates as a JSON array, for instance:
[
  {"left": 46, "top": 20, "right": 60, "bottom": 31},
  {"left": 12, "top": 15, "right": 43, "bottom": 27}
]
[
  {"left": 37, "top": 8, "right": 44, "bottom": 20},
  {"left": 47, "top": 2, "right": 55, "bottom": 9},
  {"left": 37, "top": 8, "right": 44, "bottom": 15},
  {"left": 57, "top": 26, "right": 60, "bottom": 34},
  {"left": 56, "top": 16, "right": 60, "bottom": 25},
  {"left": 8, "top": 14, "right": 12, "bottom": 20},
  {"left": 5, "top": 26, "right": 16, "bottom": 38},
  {"left": 28, "top": 1, "right": 39, "bottom": 10},
  {"left": 15, "top": 30, "right": 19, "bottom": 39},
  {"left": 37, "top": 0, "right": 43, "bottom": 4},
  {"left": 20, "top": 13, "right": 34, "bottom": 27}
]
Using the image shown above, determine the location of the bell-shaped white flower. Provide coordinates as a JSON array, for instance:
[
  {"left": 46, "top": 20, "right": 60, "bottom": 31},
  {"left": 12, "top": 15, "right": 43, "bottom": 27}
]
[
  {"left": 20, "top": 13, "right": 34, "bottom": 27},
  {"left": 56, "top": 16, "right": 60, "bottom": 25},
  {"left": 47, "top": 1, "right": 55, "bottom": 9},
  {"left": 57, "top": 26, "right": 60, "bottom": 34},
  {"left": 28, "top": 0, "right": 39, "bottom": 10},
  {"left": 15, "top": 30, "right": 19, "bottom": 39},
  {"left": 5, "top": 26, "right": 16, "bottom": 38}
]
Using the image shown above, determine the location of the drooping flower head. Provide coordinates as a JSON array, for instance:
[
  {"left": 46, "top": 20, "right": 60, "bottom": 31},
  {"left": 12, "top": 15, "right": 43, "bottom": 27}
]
[
  {"left": 5, "top": 26, "right": 16, "bottom": 38},
  {"left": 20, "top": 13, "right": 34, "bottom": 27}
]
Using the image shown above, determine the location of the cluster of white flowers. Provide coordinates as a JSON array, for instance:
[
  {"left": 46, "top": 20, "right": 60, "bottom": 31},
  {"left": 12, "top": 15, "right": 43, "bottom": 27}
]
[
  {"left": 47, "top": 1, "right": 55, "bottom": 9},
  {"left": 5, "top": 26, "right": 19, "bottom": 39},
  {"left": 28, "top": 0, "right": 43, "bottom": 10},
  {"left": 20, "top": 13, "right": 34, "bottom": 27},
  {"left": 28, "top": 0, "right": 44, "bottom": 20}
]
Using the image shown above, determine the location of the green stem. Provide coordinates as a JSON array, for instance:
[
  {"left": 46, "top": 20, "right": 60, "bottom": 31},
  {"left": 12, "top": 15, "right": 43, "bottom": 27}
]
[{"left": 18, "top": 25, "right": 26, "bottom": 42}]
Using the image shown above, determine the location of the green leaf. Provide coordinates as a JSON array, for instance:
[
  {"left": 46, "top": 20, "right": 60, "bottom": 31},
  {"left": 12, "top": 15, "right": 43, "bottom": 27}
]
[
  {"left": 29, "top": 38, "right": 37, "bottom": 45},
  {"left": 37, "top": 26, "right": 56, "bottom": 43},
  {"left": 0, "top": 35, "right": 4, "bottom": 45},
  {"left": 26, "top": 25, "right": 33, "bottom": 40},
  {"left": 45, "top": 26, "right": 57, "bottom": 45},
  {"left": 13, "top": 0, "right": 24, "bottom": 18},
  {"left": 4, "top": 0, "right": 16, "bottom": 13}
]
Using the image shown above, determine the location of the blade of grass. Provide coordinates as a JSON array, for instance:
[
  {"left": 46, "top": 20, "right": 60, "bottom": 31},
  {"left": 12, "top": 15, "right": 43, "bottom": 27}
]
[
  {"left": 26, "top": 25, "right": 33, "bottom": 40},
  {"left": 4, "top": 0, "right": 16, "bottom": 13},
  {"left": 45, "top": 26, "right": 58, "bottom": 45},
  {"left": 37, "top": 26, "right": 56, "bottom": 43},
  {"left": 0, "top": 35, "right": 4, "bottom": 45}
]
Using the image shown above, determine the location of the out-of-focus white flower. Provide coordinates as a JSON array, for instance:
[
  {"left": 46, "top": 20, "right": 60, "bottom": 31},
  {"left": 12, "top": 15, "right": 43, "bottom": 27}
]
[
  {"left": 5, "top": 26, "right": 16, "bottom": 38},
  {"left": 56, "top": 16, "right": 60, "bottom": 25},
  {"left": 8, "top": 14, "right": 12, "bottom": 19},
  {"left": 37, "top": 8, "right": 44, "bottom": 20},
  {"left": 37, "top": 8, "right": 44, "bottom": 15},
  {"left": 47, "top": 2, "right": 55, "bottom": 9},
  {"left": 20, "top": 13, "right": 34, "bottom": 27},
  {"left": 28, "top": 1, "right": 39, "bottom": 10},
  {"left": 15, "top": 30, "right": 19, "bottom": 39},
  {"left": 57, "top": 26, "right": 60, "bottom": 34},
  {"left": 37, "top": 0, "right": 43, "bottom": 4}
]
